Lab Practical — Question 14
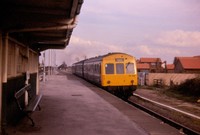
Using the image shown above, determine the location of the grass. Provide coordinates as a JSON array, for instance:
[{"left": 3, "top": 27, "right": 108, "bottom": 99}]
[
  {"left": 139, "top": 76, "right": 200, "bottom": 103},
  {"left": 162, "top": 89, "right": 199, "bottom": 103}
]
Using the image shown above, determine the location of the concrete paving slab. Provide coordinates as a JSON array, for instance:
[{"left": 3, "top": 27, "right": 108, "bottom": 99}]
[
  {"left": 7, "top": 74, "right": 148, "bottom": 135},
  {"left": 77, "top": 74, "right": 183, "bottom": 135}
]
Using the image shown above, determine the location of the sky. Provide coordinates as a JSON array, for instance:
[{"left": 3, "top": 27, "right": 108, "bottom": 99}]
[{"left": 41, "top": 0, "right": 200, "bottom": 66}]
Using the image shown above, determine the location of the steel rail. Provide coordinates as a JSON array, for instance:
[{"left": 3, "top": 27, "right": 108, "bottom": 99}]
[
  {"left": 128, "top": 94, "right": 200, "bottom": 135},
  {"left": 133, "top": 93, "right": 200, "bottom": 120}
]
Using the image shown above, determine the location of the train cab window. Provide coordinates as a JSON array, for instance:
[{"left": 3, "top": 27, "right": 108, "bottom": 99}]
[
  {"left": 126, "top": 63, "right": 134, "bottom": 74},
  {"left": 105, "top": 64, "right": 114, "bottom": 74},
  {"left": 116, "top": 63, "right": 124, "bottom": 74}
]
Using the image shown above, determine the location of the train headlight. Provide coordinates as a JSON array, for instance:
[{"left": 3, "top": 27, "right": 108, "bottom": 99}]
[
  {"left": 107, "top": 80, "right": 111, "bottom": 84},
  {"left": 131, "top": 80, "right": 134, "bottom": 84}
]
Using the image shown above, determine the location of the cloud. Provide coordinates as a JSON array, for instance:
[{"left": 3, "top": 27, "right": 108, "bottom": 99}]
[
  {"left": 54, "top": 29, "right": 200, "bottom": 66},
  {"left": 136, "top": 45, "right": 180, "bottom": 56},
  {"left": 154, "top": 30, "right": 200, "bottom": 47},
  {"left": 82, "top": 0, "right": 196, "bottom": 21},
  {"left": 41, "top": 1, "right": 200, "bottom": 67},
  {"left": 64, "top": 36, "right": 187, "bottom": 65},
  {"left": 137, "top": 45, "right": 153, "bottom": 55},
  {"left": 70, "top": 36, "right": 123, "bottom": 53},
  {"left": 70, "top": 36, "right": 93, "bottom": 47},
  {"left": 57, "top": 36, "right": 125, "bottom": 65},
  {"left": 133, "top": 44, "right": 182, "bottom": 63}
]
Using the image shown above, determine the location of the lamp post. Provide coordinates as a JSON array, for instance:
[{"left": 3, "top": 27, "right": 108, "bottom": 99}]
[{"left": 43, "top": 51, "right": 46, "bottom": 82}]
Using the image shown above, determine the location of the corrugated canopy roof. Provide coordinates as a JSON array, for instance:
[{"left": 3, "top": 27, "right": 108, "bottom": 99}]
[{"left": 0, "top": 0, "right": 83, "bottom": 52}]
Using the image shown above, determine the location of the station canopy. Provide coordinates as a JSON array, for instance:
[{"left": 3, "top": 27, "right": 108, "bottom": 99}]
[{"left": 0, "top": 0, "right": 83, "bottom": 52}]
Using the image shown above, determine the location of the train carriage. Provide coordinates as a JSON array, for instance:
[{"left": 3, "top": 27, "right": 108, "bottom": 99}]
[
  {"left": 84, "top": 56, "right": 102, "bottom": 84},
  {"left": 72, "top": 52, "right": 138, "bottom": 99},
  {"left": 101, "top": 53, "right": 137, "bottom": 88},
  {"left": 72, "top": 60, "right": 85, "bottom": 77}
]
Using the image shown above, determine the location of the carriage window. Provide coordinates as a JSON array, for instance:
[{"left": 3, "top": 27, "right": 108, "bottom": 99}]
[
  {"left": 105, "top": 64, "right": 114, "bottom": 74},
  {"left": 126, "top": 63, "right": 134, "bottom": 74},
  {"left": 116, "top": 63, "right": 124, "bottom": 74}
]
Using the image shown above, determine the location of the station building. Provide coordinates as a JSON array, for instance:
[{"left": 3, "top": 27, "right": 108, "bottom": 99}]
[{"left": 0, "top": 0, "right": 83, "bottom": 133}]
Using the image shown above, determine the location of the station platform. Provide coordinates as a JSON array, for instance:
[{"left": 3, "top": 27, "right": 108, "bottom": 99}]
[{"left": 7, "top": 72, "right": 182, "bottom": 135}]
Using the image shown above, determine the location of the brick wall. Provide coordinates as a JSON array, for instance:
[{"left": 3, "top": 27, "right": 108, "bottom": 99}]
[{"left": 146, "top": 73, "right": 199, "bottom": 86}]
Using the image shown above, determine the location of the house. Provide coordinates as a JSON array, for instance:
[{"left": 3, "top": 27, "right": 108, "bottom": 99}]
[
  {"left": 137, "top": 58, "right": 163, "bottom": 73},
  {"left": 58, "top": 62, "right": 68, "bottom": 71},
  {"left": 137, "top": 63, "right": 150, "bottom": 73},
  {"left": 166, "top": 64, "right": 175, "bottom": 73},
  {"left": 173, "top": 56, "right": 200, "bottom": 73}
]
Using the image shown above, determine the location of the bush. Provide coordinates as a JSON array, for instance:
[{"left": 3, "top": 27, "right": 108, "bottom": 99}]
[{"left": 175, "top": 77, "right": 200, "bottom": 97}]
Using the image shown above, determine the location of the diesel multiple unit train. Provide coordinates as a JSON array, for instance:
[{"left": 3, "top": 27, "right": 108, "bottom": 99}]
[{"left": 72, "top": 52, "right": 138, "bottom": 99}]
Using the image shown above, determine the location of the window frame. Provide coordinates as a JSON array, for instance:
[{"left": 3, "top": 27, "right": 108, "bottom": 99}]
[{"left": 105, "top": 63, "right": 114, "bottom": 74}]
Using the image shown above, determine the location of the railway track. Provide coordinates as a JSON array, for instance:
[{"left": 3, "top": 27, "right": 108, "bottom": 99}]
[{"left": 128, "top": 94, "right": 200, "bottom": 135}]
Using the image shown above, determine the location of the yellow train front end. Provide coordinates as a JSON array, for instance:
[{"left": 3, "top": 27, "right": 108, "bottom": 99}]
[{"left": 101, "top": 53, "right": 137, "bottom": 99}]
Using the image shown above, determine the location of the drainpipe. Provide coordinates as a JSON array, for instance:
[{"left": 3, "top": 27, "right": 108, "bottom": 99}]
[
  {"left": 0, "top": 32, "right": 2, "bottom": 134},
  {"left": 1, "top": 32, "right": 8, "bottom": 135},
  {"left": 43, "top": 51, "right": 46, "bottom": 82},
  {"left": 2, "top": 33, "right": 8, "bottom": 83}
]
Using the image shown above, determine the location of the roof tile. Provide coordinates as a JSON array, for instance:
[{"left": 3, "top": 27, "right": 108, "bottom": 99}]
[
  {"left": 166, "top": 64, "right": 174, "bottom": 70},
  {"left": 175, "top": 57, "right": 200, "bottom": 69},
  {"left": 140, "top": 58, "right": 162, "bottom": 63},
  {"left": 137, "top": 63, "right": 150, "bottom": 69}
]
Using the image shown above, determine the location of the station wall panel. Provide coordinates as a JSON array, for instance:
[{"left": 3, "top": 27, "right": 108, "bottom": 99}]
[{"left": 3, "top": 75, "right": 26, "bottom": 124}]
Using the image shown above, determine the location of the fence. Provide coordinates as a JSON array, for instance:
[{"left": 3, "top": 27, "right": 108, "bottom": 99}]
[{"left": 139, "top": 73, "right": 199, "bottom": 86}]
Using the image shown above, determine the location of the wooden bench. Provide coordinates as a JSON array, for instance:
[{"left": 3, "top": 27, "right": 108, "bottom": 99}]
[{"left": 14, "top": 84, "right": 42, "bottom": 126}]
